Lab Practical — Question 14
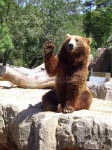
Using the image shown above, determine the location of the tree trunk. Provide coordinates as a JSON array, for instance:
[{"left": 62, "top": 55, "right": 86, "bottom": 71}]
[
  {"left": 0, "top": 64, "right": 55, "bottom": 89},
  {"left": 3, "top": 50, "right": 11, "bottom": 66}
]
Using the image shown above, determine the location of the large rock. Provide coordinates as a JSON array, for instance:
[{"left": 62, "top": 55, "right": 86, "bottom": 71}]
[
  {"left": 0, "top": 105, "right": 7, "bottom": 149},
  {"left": 0, "top": 88, "right": 112, "bottom": 150},
  {"left": 0, "top": 88, "right": 48, "bottom": 150},
  {"left": 89, "top": 48, "right": 112, "bottom": 75},
  {"left": 88, "top": 80, "right": 112, "bottom": 100}
]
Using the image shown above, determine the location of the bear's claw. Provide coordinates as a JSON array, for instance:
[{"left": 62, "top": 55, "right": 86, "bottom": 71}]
[{"left": 63, "top": 105, "right": 74, "bottom": 113}]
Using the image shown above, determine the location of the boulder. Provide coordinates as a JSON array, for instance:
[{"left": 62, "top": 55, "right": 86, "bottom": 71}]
[
  {"left": 0, "top": 105, "right": 7, "bottom": 149},
  {"left": 88, "top": 80, "right": 112, "bottom": 100},
  {"left": 0, "top": 88, "right": 112, "bottom": 150},
  {"left": 89, "top": 48, "right": 112, "bottom": 75}
]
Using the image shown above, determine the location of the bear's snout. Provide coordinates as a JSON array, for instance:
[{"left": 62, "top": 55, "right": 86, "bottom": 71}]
[
  {"left": 68, "top": 38, "right": 77, "bottom": 51},
  {"left": 68, "top": 43, "right": 74, "bottom": 50}
]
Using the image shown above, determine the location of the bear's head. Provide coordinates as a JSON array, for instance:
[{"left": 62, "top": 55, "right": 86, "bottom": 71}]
[
  {"left": 60, "top": 34, "right": 92, "bottom": 66},
  {"left": 62, "top": 34, "right": 92, "bottom": 55}
]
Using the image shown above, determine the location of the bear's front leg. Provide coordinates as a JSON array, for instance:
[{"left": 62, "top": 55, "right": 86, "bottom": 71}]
[
  {"left": 57, "top": 102, "right": 74, "bottom": 113},
  {"left": 43, "top": 41, "right": 59, "bottom": 76}
]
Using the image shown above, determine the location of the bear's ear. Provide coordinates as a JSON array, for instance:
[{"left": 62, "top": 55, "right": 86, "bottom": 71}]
[
  {"left": 66, "top": 34, "right": 71, "bottom": 38},
  {"left": 86, "top": 38, "right": 92, "bottom": 45}
]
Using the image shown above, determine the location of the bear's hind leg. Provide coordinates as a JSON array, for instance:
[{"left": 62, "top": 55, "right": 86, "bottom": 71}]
[
  {"left": 75, "top": 89, "right": 93, "bottom": 110},
  {"left": 63, "top": 89, "right": 92, "bottom": 113},
  {"left": 42, "top": 89, "right": 59, "bottom": 112}
]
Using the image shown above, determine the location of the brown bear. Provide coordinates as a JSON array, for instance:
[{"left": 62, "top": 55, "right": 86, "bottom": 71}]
[{"left": 42, "top": 34, "right": 93, "bottom": 113}]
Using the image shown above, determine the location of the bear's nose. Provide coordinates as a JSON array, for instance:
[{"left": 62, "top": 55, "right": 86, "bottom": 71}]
[{"left": 68, "top": 43, "right": 74, "bottom": 50}]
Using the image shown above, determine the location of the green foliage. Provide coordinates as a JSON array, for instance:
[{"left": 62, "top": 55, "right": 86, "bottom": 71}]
[
  {"left": 11, "top": 0, "right": 84, "bottom": 67},
  {"left": 10, "top": 3, "right": 44, "bottom": 67},
  {"left": 0, "top": 23, "right": 13, "bottom": 53},
  {"left": 83, "top": 0, "right": 112, "bottom": 50},
  {"left": 0, "top": 0, "right": 111, "bottom": 66},
  {"left": 38, "top": 0, "right": 84, "bottom": 51}
]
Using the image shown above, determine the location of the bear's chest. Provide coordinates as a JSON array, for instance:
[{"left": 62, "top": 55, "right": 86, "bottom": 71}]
[{"left": 56, "top": 69, "right": 75, "bottom": 86}]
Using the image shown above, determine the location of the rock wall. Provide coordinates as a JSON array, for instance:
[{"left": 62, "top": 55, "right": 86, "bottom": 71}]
[
  {"left": 87, "top": 80, "right": 112, "bottom": 100},
  {"left": 89, "top": 48, "right": 112, "bottom": 76},
  {"left": 0, "top": 88, "right": 112, "bottom": 150}
]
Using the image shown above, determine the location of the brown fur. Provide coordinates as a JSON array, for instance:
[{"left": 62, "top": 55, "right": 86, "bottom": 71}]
[{"left": 42, "top": 34, "right": 93, "bottom": 113}]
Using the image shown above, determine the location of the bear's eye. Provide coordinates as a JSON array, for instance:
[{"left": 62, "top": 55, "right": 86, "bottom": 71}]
[{"left": 75, "top": 38, "right": 79, "bottom": 42}]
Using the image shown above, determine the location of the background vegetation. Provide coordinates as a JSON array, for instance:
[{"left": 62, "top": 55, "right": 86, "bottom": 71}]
[{"left": 0, "top": 0, "right": 112, "bottom": 67}]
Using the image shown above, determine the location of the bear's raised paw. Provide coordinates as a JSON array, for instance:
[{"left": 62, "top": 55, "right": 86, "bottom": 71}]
[{"left": 43, "top": 41, "right": 55, "bottom": 55}]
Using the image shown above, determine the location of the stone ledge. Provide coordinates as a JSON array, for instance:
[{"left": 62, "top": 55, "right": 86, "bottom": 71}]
[{"left": 0, "top": 89, "right": 112, "bottom": 150}]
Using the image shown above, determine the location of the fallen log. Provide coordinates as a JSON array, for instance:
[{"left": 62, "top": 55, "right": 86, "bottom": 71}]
[
  {"left": 0, "top": 53, "right": 94, "bottom": 89},
  {"left": 0, "top": 64, "right": 55, "bottom": 89},
  {"left": 13, "top": 64, "right": 46, "bottom": 75}
]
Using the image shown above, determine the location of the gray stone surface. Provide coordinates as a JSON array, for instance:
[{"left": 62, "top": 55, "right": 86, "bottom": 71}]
[
  {"left": 0, "top": 88, "right": 112, "bottom": 150},
  {"left": 89, "top": 48, "right": 112, "bottom": 74},
  {"left": 10, "top": 108, "right": 112, "bottom": 150},
  {"left": 0, "top": 105, "right": 7, "bottom": 147},
  {"left": 88, "top": 80, "right": 112, "bottom": 100},
  {"left": 57, "top": 114, "right": 112, "bottom": 150}
]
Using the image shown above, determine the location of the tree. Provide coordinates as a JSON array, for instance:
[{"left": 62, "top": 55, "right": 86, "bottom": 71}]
[
  {"left": 0, "top": 23, "right": 14, "bottom": 65},
  {"left": 83, "top": 0, "right": 112, "bottom": 50},
  {"left": 10, "top": 3, "right": 44, "bottom": 67},
  {"left": 0, "top": 0, "right": 86, "bottom": 67},
  {"left": 0, "top": 0, "right": 16, "bottom": 65}
]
